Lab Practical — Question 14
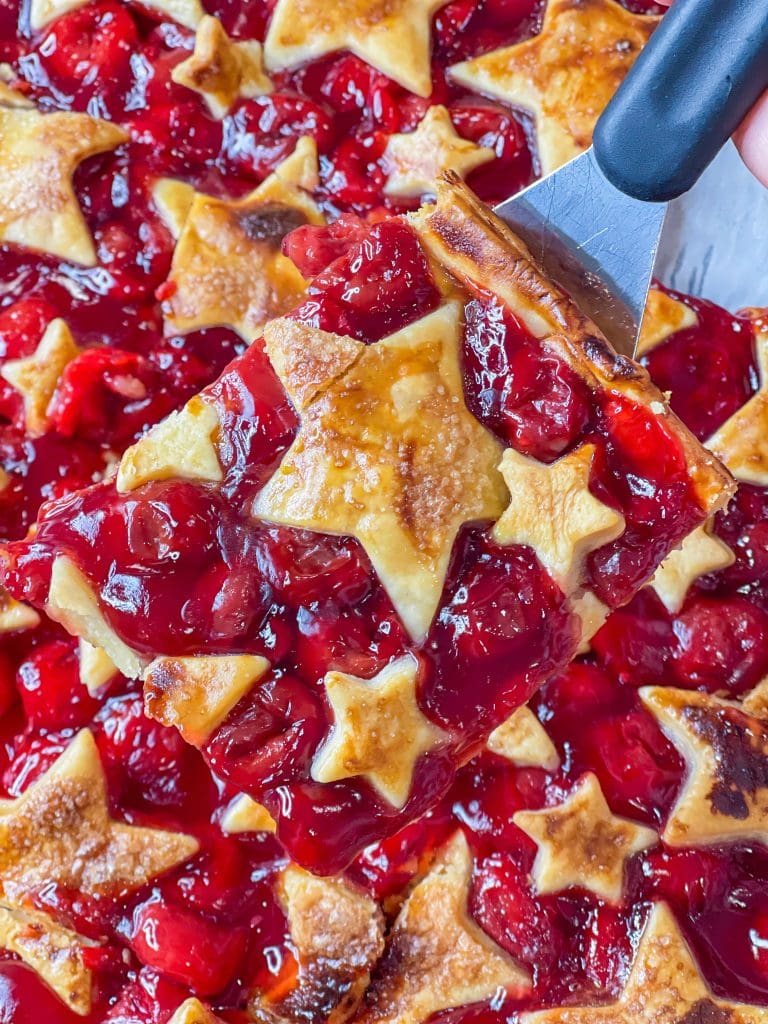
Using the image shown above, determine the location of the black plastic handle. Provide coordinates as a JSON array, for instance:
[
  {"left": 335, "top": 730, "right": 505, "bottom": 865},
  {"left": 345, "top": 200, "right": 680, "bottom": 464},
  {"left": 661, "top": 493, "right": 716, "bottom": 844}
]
[{"left": 593, "top": 0, "right": 768, "bottom": 202}]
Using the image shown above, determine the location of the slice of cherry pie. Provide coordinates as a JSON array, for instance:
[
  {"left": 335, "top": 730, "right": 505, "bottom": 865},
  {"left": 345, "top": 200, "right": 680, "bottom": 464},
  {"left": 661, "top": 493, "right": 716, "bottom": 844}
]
[
  {"left": 1, "top": 179, "right": 732, "bottom": 872},
  {"left": 347, "top": 290, "right": 768, "bottom": 1023}
]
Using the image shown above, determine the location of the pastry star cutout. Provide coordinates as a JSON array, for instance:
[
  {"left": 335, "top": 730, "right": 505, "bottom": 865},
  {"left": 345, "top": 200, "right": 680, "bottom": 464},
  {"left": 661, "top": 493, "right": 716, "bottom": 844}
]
[
  {"left": 450, "top": 0, "right": 658, "bottom": 175},
  {"left": 256, "top": 866, "right": 384, "bottom": 1023},
  {"left": 1, "top": 318, "right": 81, "bottom": 436},
  {"left": 144, "top": 654, "right": 270, "bottom": 745},
  {"left": 356, "top": 832, "right": 529, "bottom": 1024},
  {"left": 264, "top": 0, "right": 449, "bottom": 98},
  {"left": 29, "top": 0, "right": 205, "bottom": 31},
  {"left": 641, "top": 686, "right": 768, "bottom": 847},
  {"left": 168, "top": 1000, "right": 224, "bottom": 1024},
  {"left": 707, "top": 321, "right": 768, "bottom": 486},
  {"left": 311, "top": 655, "right": 445, "bottom": 808},
  {"left": 0, "top": 729, "right": 198, "bottom": 900},
  {"left": 154, "top": 136, "right": 323, "bottom": 341},
  {"left": 47, "top": 554, "right": 148, "bottom": 679},
  {"left": 487, "top": 707, "right": 560, "bottom": 772},
  {"left": 0, "top": 100, "right": 127, "bottom": 265},
  {"left": 524, "top": 902, "right": 768, "bottom": 1024},
  {"left": 513, "top": 773, "right": 656, "bottom": 903},
  {"left": 637, "top": 289, "right": 699, "bottom": 357},
  {"left": 649, "top": 521, "right": 734, "bottom": 614},
  {"left": 254, "top": 303, "right": 507, "bottom": 640},
  {"left": 0, "top": 903, "right": 95, "bottom": 1014},
  {"left": 171, "top": 16, "right": 272, "bottom": 118},
  {"left": 491, "top": 443, "right": 625, "bottom": 596},
  {"left": 383, "top": 105, "right": 494, "bottom": 199}
]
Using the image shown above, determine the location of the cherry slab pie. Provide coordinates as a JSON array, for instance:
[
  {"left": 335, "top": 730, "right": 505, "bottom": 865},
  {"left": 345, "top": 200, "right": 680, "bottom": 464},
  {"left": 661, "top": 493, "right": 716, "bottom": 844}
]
[
  {"left": 0, "top": 0, "right": 765, "bottom": 1021},
  {"left": 1, "top": 176, "right": 731, "bottom": 873}
]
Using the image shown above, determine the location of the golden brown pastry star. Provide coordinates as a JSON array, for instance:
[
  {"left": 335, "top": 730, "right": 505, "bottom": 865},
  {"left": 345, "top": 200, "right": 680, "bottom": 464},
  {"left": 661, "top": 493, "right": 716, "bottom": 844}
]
[
  {"left": 523, "top": 902, "right": 768, "bottom": 1024},
  {"left": 637, "top": 288, "right": 699, "bottom": 357},
  {"left": 255, "top": 866, "right": 384, "bottom": 1023},
  {"left": 29, "top": 0, "right": 205, "bottom": 31},
  {"left": 171, "top": 15, "right": 272, "bottom": 118},
  {"left": 154, "top": 136, "right": 323, "bottom": 341},
  {"left": 649, "top": 521, "right": 734, "bottom": 614},
  {"left": 0, "top": 101, "right": 127, "bottom": 265},
  {"left": 311, "top": 656, "right": 445, "bottom": 808},
  {"left": 641, "top": 686, "right": 768, "bottom": 847},
  {"left": 492, "top": 443, "right": 625, "bottom": 597},
  {"left": 116, "top": 395, "right": 222, "bottom": 494},
  {"left": 487, "top": 706, "right": 560, "bottom": 772},
  {"left": 1, "top": 318, "right": 81, "bottom": 436},
  {"left": 144, "top": 654, "right": 270, "bottom": 746},
  {"left": 0, "top": 903, "right": 95, "bottom": 1015},
  {"left": 356, "top": 832, "right": 529, "bottom": 1024},
  {"left": 450, "top": 0, "right": 658, "bottom": 175},
  {"left": 513, "top": 773, "right": 656, "bottom": 903},
  {"left": 220, "top": 794, "right": 276, "bottom": 834},
  {"left": 168, "top": 999, "right": 225, "bottom": 1024},
  {"left": 384, "top": 105, "right": 494, "bottom": 199},
  {"left": 254, "top": 303, "right": 507, "bottom": 640},
  {"left": 264, "top": 0, "right": 450, "bottom": 98},
  {"left": 0, "top": 729, "right": 198, "bottom": 901},
  {"left": 707, "top": 319, "right": 768, "bottom": 486}
]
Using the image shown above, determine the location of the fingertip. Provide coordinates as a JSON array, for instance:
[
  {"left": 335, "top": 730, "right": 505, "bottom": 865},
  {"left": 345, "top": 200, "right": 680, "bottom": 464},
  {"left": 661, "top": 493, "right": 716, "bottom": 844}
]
[{"left": 735, "top": 91, "right": 768, "bottom": 189}]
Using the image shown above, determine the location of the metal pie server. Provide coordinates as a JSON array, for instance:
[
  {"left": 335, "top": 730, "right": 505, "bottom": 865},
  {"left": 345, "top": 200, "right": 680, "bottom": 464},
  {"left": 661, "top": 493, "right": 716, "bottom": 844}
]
[{"left": 493, "top": 0, "right": 768, "bottom": 358}]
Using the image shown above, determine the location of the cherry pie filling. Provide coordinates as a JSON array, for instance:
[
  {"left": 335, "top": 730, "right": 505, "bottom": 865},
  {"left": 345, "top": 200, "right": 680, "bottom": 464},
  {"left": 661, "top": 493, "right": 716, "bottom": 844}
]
[
  {"left": 344, "top": 293, "right": 768, "bottom": 1018},
  {"left": 2, "top": 214, "right": 722, "bottom": 874},
  {"left": 0, "top": 0, "right": 755, "bottom": 1018}
]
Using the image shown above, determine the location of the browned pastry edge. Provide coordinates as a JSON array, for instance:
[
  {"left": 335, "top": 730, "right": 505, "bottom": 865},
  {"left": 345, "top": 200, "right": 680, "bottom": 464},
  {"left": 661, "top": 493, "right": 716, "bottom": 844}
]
[{"left": 409, "top": 174, "right": 735, "bottom": 515}]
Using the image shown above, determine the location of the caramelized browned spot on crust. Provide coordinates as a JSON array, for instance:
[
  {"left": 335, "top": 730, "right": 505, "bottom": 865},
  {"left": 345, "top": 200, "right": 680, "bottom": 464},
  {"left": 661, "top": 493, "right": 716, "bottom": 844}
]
[
  {"left": 253, "top": 867, "right": 385, "bottom": 1024},
  {"left": 171, "top": 15, "right": 272, "bottom": 118},
  {"left": 357, "top": 833, "right": 529, "bottom": 1024},
  {"left": 641, "top": 687, "right": 768, "bottom": 847},
  {"left": 0, "top": 730, "right": 198, "bottom": 901},
  {"left": 410, "top": 176, "right": 734, "bottom": 516},
  {"left": 311, "top": 656, "right": 446, "bottom": 809},
  {"left": 156, "top": 138, "right": 323, "bottom": 341}
]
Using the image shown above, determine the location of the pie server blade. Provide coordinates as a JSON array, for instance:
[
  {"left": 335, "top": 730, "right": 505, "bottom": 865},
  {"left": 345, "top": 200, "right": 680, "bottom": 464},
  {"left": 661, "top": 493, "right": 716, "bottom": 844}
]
[{"left": 492, "top": 0, "right": 768, "bottom": 359}]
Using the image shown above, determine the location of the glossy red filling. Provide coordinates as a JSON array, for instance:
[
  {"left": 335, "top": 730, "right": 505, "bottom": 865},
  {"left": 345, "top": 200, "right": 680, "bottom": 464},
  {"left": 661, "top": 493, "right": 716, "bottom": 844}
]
[
  {"left": 3, "top": 220, "right": 712, "bottom": 874},
  {"left": 346, "top": 291, "right": 768, "bottom": 1015}
]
